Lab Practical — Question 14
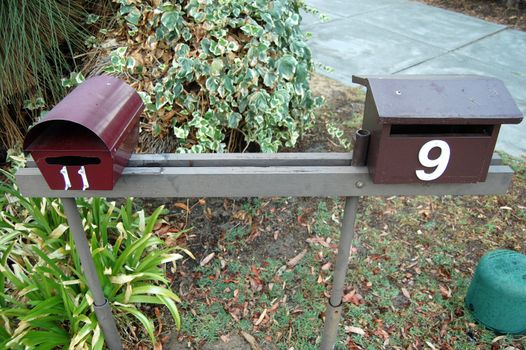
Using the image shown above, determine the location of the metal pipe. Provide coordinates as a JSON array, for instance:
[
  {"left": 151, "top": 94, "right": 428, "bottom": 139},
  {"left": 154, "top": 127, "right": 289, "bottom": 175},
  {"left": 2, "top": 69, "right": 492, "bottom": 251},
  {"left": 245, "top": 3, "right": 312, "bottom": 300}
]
[
  {"left": 320, "top": 196, "right": 359, "bottom": 350},
  {"left": 62, "top": 198, "right": 123, "bottom": 350},
  {"left": 351, "top": 129, "right": 371, "bottom": 166}
]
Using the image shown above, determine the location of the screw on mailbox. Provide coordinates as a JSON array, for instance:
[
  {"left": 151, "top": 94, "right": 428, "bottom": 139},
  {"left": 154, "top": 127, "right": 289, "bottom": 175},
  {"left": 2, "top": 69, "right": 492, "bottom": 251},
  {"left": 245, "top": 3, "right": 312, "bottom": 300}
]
[{"left": 16, "top": 74, "right": 523, "bottom": 350}]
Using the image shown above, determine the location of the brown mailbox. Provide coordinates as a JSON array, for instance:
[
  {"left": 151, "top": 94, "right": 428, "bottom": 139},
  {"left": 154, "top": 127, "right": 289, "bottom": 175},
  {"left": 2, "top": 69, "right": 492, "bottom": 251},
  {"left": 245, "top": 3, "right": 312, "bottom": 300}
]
[
  {"left": 353, "top": 75, "right": 523, "bottom": 184},
  {"left": 23, "top": 75, "right": 144, "bottom": 191}
]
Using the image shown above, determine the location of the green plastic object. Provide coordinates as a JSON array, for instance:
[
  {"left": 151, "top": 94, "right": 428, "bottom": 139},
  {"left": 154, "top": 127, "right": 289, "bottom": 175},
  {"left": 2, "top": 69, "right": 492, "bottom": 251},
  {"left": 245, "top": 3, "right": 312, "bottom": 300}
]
[{"left": 465, "top": 249, "right": 526, "bottom": 334}]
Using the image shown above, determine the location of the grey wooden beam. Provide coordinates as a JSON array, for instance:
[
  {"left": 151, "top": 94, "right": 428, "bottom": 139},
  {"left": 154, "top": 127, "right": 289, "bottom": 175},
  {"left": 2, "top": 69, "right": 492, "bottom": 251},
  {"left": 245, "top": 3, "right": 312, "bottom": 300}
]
[
  {"left": 25, "top": 152, "right": 503, "bottom": 168},
  {"left": 16, "top": 165, "right": 513, "bottom": 198},
  {"left": 26, "top": 153, "right": 353, "bottom": 168}
]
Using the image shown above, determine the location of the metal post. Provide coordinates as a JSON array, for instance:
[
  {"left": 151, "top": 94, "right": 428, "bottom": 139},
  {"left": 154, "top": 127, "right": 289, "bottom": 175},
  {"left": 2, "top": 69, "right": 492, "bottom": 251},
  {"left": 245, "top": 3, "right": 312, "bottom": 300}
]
[
  {"left": 62, "top": 198, "right": 123, "bottom": 350},
  {"left": 320, "top": 196, "right": 359, "bottom": 350}
]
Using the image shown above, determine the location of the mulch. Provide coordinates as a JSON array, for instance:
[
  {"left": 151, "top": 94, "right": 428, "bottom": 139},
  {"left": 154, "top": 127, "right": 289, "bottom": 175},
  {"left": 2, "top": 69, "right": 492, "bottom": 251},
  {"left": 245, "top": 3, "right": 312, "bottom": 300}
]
[{"left": 417, "top": 0, "right": 526, "bottom": 31}]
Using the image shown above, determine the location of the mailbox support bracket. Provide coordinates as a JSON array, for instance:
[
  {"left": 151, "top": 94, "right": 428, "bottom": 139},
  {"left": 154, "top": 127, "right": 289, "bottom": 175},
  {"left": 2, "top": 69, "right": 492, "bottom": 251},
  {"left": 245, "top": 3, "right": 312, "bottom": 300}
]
[{"left": 16, "top": 152, "right": 512, "bottom": 350}]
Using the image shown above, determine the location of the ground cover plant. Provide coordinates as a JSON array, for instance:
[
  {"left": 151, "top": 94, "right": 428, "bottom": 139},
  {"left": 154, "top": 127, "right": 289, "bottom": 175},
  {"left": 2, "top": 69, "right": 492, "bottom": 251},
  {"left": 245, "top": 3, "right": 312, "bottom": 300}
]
[
  {"left": 170, "top": 186, "right": 525, "bottom": 349},
  {"left": 0, "top": 157, "right": 190, "bottom": 349},
  {"left": 86, "top": 0, "right": 322, "bottom": 153}
]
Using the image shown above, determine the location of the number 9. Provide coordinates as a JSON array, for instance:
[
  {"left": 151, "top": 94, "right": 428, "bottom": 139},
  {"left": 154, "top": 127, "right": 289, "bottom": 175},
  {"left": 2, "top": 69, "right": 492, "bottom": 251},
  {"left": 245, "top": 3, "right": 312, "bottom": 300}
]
[{"left": 416, "top": 140, "right": 450, "bottom": 181}]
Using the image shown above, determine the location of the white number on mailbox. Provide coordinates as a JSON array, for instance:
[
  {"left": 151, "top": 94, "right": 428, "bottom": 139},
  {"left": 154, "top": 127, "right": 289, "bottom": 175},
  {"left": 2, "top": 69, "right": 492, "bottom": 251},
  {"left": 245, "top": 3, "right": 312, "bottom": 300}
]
[
  {"left": 415, "top": 140, "right": 451, "bottom": 181},
  {"left": 78, "top": 166, "right": 90, "bottom": 191},
  {"left": 60, "top": 166, "right": 72, "bottom": 190},
  {"left": 59, "top": 166, "right": 89, "bottom": 191}
]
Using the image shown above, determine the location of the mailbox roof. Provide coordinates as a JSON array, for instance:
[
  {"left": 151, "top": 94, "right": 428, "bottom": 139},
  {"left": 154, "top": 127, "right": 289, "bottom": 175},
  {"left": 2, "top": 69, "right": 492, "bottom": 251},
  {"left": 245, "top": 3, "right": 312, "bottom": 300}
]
[
  {"left": 24, "top": 75, "right": 143, "bottom": 152},
  {"left": 353, "top": 75, "right": 523, "bottom": 125}
]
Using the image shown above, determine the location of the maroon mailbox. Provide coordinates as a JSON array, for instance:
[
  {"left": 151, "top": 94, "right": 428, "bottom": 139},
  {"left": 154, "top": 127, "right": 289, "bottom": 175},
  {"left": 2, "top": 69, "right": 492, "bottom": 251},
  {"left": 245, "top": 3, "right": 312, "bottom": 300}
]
[
  {"left": 353, "top": 75, "right": 523, "bottom": 184},
  {"left": 23, "top": 75, "right": 144, "bottom": 191}
]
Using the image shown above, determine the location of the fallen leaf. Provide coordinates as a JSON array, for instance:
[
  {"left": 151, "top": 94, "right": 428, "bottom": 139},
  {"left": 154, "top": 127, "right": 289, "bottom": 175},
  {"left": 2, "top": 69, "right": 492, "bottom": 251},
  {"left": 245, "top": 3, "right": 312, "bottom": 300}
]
[
  {"left": 492, "top": 335, "right": 506, "bottom": 343},
  {"left": 342, "top": 290, "right": 356, "bottom": 302},
  {"left": 287, "top": 249, "right": 307, "bottom": 268},
  {"left": 241, "top": 331, "right": 262, "bottom": 350},
  {"left": 249, "top": 276, "right": 263, "bottom": 292},
  {"left": 254, "top": 308, "right": 267, "bottom": 326},
  {"left": 160, "top": 335, "right": 170, "bottom": 344},
  {"left": 174, "top": 202, "right": 190, "bottom": 212},
  {"left": 401, "top": 287, "right": 411, "bottom": 300},
  {"left": 440, "top": 321, "right": 448, "bottom": 337},
  {"left": 345, "top": 326, "right": 365, "bottom": 335},
  {"left": 200, "top": 252, "right": 215, "bottom": 266},
  {"left": 321, "top": 262, "right": 332, "bottom": 271},
  {"left": 269, "top": 302, "right": 279, "bottom": 313},
  {"left": 154, "top": 307, "right": 163, "bottom": 336},
  {"left": 350, "top": 293, "right": 363, "bottom": 305},
  {"left": 153, "top": 342, "right": 162, "bottom": 350},
  {"left": 439, "top": 285, "right": 452, "bottom": 299},
  {"left": 220, "top": 335, "right": 230, "bottom": 343},
  {"left": 343, "top": 290, "right": 363, "bottom": 305},
  {"left": 306, "top": 236, "right": 331, "bottom": 248},
  {"left": 425, "top": 341, "right": 438, "bottom": 350},
  {"left": 374, "top": 327, "right": 389, "bottom": 341}
]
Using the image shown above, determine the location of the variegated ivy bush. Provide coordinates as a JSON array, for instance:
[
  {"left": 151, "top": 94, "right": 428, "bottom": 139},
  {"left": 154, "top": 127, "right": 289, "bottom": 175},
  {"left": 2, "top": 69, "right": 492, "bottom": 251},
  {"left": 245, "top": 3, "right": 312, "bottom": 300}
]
[{"left": 102, "top": 0, "right": 322, "bottom": 153}]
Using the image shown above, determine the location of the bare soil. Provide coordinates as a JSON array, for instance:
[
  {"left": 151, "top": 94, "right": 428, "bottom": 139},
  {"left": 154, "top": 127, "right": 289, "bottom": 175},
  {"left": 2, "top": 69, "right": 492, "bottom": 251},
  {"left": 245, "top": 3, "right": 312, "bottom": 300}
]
[{"left": 417, "top": 0, "right": 526, "bottom": 31}]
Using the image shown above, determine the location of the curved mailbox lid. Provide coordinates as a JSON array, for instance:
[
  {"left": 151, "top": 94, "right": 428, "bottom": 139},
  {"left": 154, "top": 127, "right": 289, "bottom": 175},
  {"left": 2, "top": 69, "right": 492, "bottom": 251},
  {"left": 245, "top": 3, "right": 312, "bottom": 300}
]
[{"left": 24, "top": 75, "right": 144, "bottom": 152}]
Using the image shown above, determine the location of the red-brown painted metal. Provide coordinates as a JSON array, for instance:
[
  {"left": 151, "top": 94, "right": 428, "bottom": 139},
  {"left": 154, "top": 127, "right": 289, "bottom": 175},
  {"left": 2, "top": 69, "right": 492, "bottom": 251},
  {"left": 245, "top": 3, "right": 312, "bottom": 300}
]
[
  {"left": 354, "top": 75, "right": 523, "bottom": 184},
  {"left": 24, "top": 75, "right": 143, "bottom": 190}
]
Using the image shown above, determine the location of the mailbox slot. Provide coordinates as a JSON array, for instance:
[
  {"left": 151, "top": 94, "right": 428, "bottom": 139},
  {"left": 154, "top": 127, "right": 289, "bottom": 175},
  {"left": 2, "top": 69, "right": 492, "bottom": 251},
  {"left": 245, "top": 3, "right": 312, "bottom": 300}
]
[
  {"left": 353, "top": 75, "right": 523, "bottom": 184},
  {"left": 45, "top": 156, "right": 102, "bottom": 166},
  {"left": 24, "top": 75, "right": 144, "bottom": 191},
  {"left": 389, "top": 124, "right": 494, "bottom": 137}
]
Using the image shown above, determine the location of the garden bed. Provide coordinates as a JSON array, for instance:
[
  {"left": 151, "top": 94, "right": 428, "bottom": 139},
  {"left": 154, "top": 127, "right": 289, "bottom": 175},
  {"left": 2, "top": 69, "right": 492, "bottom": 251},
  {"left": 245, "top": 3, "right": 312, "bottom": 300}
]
[
  {"left": 417, "top": 0, "right": 526, "bottom": 31},
  {"left": 149, "top": 74, "right": 526, "bottom": 349}
]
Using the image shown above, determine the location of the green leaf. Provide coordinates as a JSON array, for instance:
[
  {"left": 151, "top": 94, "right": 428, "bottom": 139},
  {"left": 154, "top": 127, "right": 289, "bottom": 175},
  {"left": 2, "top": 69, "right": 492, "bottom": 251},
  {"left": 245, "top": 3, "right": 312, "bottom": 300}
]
[
  {"left": 113, "top": 233, "right": 153, "bottom": 273},
  {"left": 276, "top": 55, "right": 298, "bottom": 80},
  {"left": 119, "top": 306, "right": 156, "bottom": 345},
  {"left": 145, "top": 205, "right": 164, "bottom": 235},
  {"left": 263, "top": 71, "right": 277, "bottom": 87},
  {"left": 240, "top": 24, "right": 263, "bottom": 37},
  {"left": 159, "top": 295, "right": 181, "bottom": 330},
  {"left": 206, "top": 77, "right": 219, "bottom": 93},
  {"left": 161, "top": 11, "right": 181, "bottom": 29},
  {"left": 228, "top": 113, "right": 242, "bottom": 128},
  {"left": 210, "top": 59, "right": 224, "bottom": 76},
  {"left": 132, "top": 285, "right": 181, "bottom": 303},
  {"left": 125, "top": 7, "right": 141, "bottom": 26},
  {"left": 173, "top": 126, "right": 189, "bottom": 139}
]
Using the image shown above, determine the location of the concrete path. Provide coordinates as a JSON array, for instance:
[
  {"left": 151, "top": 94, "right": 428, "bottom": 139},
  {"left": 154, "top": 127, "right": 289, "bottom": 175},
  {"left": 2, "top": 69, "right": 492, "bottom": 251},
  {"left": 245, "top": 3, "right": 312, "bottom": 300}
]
[{"left": 302, "top": 0, "right": 526, "bottom": 157}]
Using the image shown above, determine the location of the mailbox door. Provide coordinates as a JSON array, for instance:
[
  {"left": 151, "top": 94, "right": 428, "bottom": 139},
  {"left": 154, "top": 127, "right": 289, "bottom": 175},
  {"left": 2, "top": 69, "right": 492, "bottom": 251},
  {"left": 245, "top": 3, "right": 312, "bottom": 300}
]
[
  {"left": 33, "top": 151, "right": 113, "bottom": 190},
  {"left": 370, "top": 125, "right": 499, "bottom": 184}
]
